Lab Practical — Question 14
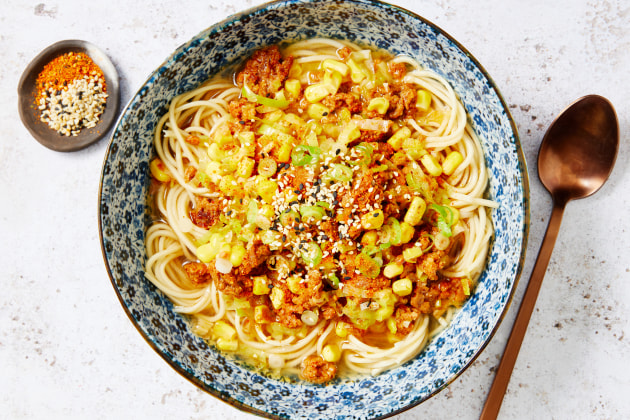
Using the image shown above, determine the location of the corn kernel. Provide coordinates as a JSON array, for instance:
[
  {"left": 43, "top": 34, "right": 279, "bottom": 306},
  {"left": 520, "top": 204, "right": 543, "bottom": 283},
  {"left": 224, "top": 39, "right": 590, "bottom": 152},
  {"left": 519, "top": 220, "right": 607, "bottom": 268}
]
[
  {"left": 338, "top": 121, "right": 360, "bottom": 144},
  {"left": 196, "top": 233, "right": 222, "bottom": 262},
  {"left": 149, "top": 158, "right": 171, "bottom": 182},
  {"left": 449, "top": 207, "right": 460, "bottom": 226},
  {"left": 392, "top": 278, "right": 413, "bottom": 296},
  {"left": 196, "top": 243, "right": 215, "bottom": 263},
  {"left": 462, "top": 278, "right": 472, "bottom": 296},
  {"left": 386, "top": 316, "right": 397, "bottom": 334},
  {"left": 304, "top": 83, "right": 330, "bottom": 103},
  {"left": 218, "top": 243, "right": 231, "bottom": 259},
  {"left": 307, "top": 103, "right": 331, "bottom": 120},
  {"left": 287, "top": 275, "right": 302, "bottom": 294},
  {"left": 367, "top": 97, "right": 389, "bottom": 114},
  {"left": 402, "top": 246, "right": 423, "bottom": 262},
  {"left": 256, "top": 178, "right": 278, "bottom": 203},
  {"left": 335, "top": 321, "right": 350, "bottom": 338},
  {"left": 323, "top": 70, "right": 342, "bottom": 94},
  {"left": 270, "top": 287, "right": 284, "bottom": 309},
  {"left": 236, "top": 157, "right": 255, "bottom": 178},
  {"left": 253, "top": 275, "right": 270, "bottom": 295},
  {"left": 289, "top": 62, "right": 302, "bottom": 78},
  {"left": 230, "top": 244, "right": 246, "bottom": 267},
  {"left": 322, "top": 58, "right": 349, "bottom": 77},
  {"left": 401, "top": 136, "right": 423, "bottom": 151},
  {"left": 284, "top": 78, "right": 301, "bottom": 98},
  {"left": 404, "top": 196, "right": 427, "bottom": 226},
  {"left": 283, "top": 112, "right": 306, "bottom": 128},
  {"left": 338, "top": 108, "right": 351, "bottom": 124},
  {"left": 216, "top": 337, "right": 238, "bottom": 351},
  {"left": 399, "top": 222, "right": 415, "bottom": 244},
  {"left": 304, "top": 131, "right": 318, "bottom": 147},
  {"left": 442, "top": 151, "right": 464, "bottom": 176},
  {"left": 238, "top": 131, "right": 255, "bottom": 147},
  {"left": 383, "top": 262, "right": 404, "bottom": 278},
  {"left": 213, "top": 123, "right": 233, "bottom": 144},
  {"left": 212, "top": 320, "right": 236, "bottom": 340},
  {"left": 361, "top": 230, "right": 379, "bottom": 246},
  {"left": 259, "top": 204, "right": 274, "bottom": 220},
  {"left": 361, "top": 209, "right": 385, "bottom": 230},
  {"left": 420, "top": 154, "right": 442, "bottom": 177},
  {"left": 346, "top": 58, "right": 367, "bottom": 83},
  {"left": 219, "top": 174, "right": 239, "bottom": 195},
  {"left": 416, "top": 89, "right": 432, "bottom": 112},
  {"left": 322, "top": 344, "right": 342, "bottom": 362},
  {"left": 276, "top": 139, "right": 294, "bottom": 163},
  {"left": 254, "top": 305, "right": 272, "bottom": 324},
  {"left": 386, "top": 126, "right": 411, "bottom": 151}
]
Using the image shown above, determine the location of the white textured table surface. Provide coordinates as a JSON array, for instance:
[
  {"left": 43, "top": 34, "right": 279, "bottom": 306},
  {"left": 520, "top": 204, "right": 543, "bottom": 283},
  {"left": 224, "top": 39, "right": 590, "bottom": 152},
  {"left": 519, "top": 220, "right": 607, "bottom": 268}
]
[{"left": 2, "top": 1, "right": 629, "bottom": 419}]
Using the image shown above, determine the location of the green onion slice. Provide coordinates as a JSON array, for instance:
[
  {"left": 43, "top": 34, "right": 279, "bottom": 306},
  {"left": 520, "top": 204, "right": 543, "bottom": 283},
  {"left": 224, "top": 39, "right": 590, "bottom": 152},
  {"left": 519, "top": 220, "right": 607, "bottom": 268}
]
[
  {"left": 429, "top": 204, "right": 455, "bottom": 237},
  {"left": 355, "top": 252, "right": 380, "bottom": 278},
  {"left": 379, "top": 242, "right": 391, "bottom": 251},
  {"left": 246, "top": 199, "right": 259, "bottom": 224},
  {"left": 361, "top": 245, "right": 380, "bottom": 256},
  {"left": 420, "top": 232, "right": 434, "bottom": 254},
  {"left": 227, "top": 218, "right": 242, "bottom": 235},
  {"left": 381, "top": 217, "right": 401, "bottom": 246},
  {"left": 193, "top": 229, "right": 214, "bottom": 247},
  {"left": 348, "top": 142, "right": 373, "bottom": 166},
  {"left": 242, "top": 84, "right": 290, "bottom": 109},
  {"left": 299, "top": 205, "right": 326, "bottom": 221},
  {"left": 300, "top": 241, "right": 323, "bottom": 266},
  {"left": 327, "top": 273, "right": 340, "bottom": 289},
  {"left": 193, "top": 170, "right": 211, "bottom": 188},
  {"left": 279, "top": 209, "right": 300, "bottom": 226},
  {"left": 371, "top": 164, "right": 388, "bottom": 173},
  {"left": 328, "top": 163, "right": 353, "bottom": 182},
  {"left": 291, "top": 145, "right": 321, "bottom": 167}
]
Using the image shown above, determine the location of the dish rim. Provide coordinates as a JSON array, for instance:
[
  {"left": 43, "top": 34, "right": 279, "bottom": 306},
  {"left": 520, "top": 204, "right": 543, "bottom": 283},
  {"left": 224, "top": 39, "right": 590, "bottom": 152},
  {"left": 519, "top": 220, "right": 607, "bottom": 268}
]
[{"left": 97, "top": 0, "right": 530, "bottom": 417}]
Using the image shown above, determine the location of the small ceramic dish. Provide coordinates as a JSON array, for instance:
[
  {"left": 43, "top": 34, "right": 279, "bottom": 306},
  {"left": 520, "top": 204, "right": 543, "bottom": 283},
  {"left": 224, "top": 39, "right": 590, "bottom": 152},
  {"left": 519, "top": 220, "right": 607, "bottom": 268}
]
[
  {"left": 99, "top": 0, "right": 529, "bottom": 418},
  {"left": 17, "top": 39, "right": 120, "bottom": 152}
]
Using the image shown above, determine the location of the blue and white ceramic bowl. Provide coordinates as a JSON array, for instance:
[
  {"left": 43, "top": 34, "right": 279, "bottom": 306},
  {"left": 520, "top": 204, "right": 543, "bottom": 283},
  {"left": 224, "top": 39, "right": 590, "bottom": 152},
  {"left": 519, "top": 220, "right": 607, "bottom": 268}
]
[{"left": 98, "top": 0, "right": 529, "bottom": 418}]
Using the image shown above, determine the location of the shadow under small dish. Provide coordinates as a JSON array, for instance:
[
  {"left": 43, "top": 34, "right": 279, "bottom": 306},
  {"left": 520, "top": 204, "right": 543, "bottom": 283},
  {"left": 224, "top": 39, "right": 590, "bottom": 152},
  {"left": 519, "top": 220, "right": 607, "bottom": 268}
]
[
  {"left": 98, "top": 0, "right": 529, "bottom": 418},
  {"left": 18, "top": 40, "right": 120, "bottom": 152}
]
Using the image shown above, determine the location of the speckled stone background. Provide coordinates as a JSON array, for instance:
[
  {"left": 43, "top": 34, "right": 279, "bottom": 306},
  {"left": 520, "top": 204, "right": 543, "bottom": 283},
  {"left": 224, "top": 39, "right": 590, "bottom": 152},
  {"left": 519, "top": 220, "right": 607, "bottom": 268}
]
[{"left": 1, "top": 1, "right": 629, "bottom": 419}]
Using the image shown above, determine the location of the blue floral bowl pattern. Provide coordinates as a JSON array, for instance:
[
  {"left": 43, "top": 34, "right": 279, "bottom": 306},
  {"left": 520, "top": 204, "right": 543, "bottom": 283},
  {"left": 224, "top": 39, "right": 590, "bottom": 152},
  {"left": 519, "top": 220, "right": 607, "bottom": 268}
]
[{"left": 98, "top": 0, "right": 529, "bottom": 418}]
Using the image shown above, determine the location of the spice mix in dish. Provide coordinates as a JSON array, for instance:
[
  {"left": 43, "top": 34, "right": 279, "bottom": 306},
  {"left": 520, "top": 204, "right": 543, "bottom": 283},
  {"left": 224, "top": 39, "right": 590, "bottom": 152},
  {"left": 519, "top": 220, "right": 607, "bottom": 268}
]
[{"left": 35, "top": 51, "right": 108, "bottom": 136}]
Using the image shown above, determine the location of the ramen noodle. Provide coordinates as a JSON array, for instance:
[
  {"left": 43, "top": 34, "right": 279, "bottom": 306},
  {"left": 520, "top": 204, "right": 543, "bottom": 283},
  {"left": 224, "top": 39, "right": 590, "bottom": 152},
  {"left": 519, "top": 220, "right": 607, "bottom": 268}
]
[{"left": 145, "top": 38, "right": 496, "bottom": 383}]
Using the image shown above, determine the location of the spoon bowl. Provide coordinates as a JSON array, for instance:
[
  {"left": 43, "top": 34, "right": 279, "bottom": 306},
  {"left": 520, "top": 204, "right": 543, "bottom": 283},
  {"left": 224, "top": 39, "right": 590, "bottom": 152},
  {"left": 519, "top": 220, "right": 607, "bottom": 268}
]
[
  {"left": 481, "top": 94, "right": 619, "bottom": 420},
  {"left": 538, "top": 95, "right": 619, "bottom": 202}
]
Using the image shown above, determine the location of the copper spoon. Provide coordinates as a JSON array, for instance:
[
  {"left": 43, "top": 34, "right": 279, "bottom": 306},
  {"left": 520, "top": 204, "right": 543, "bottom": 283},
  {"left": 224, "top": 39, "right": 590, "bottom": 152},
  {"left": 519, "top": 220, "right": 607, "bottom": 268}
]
[{"left": 480, "top": 95, "right": 619, "bottom": 419}]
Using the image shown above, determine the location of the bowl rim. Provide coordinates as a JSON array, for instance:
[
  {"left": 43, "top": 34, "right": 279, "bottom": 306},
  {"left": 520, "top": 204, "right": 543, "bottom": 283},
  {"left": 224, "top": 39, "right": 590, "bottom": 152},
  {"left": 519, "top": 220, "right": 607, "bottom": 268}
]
[{"left": 98, "top": 0, "right": 530, "bottom": 418}]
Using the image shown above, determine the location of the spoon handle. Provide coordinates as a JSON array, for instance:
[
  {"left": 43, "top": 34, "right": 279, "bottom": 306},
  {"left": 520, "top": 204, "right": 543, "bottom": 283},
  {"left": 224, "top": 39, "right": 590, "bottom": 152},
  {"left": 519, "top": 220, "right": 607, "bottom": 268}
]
[{"left": 480, "top": 199, "right": 566, "bottom": 420}]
